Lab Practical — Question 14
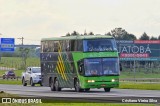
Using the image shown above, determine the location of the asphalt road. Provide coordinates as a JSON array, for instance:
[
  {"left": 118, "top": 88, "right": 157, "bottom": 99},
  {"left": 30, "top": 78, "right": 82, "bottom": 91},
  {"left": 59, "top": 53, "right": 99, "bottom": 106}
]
[
  {"left": 0, "top": 84, "right": 160, "bottom": 103},
  {"left": 0, "top": 84, "right": 160, "bottom": 98}
]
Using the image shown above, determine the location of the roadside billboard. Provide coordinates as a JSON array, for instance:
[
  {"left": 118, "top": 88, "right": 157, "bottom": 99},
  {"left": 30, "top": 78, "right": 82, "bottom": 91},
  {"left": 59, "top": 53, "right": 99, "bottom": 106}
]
[
  {"left": 116, "top": 40, "right": 160, "bottom": 61},
  {"left": 0, "top": 38, "right": 15, "bottom": 52}
]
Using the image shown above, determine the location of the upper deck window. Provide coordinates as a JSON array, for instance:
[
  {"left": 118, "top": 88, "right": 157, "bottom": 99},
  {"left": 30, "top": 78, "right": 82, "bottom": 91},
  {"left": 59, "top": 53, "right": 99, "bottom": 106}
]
[{"left": 83, "top": 39, "right": 117, "bottom": 52}]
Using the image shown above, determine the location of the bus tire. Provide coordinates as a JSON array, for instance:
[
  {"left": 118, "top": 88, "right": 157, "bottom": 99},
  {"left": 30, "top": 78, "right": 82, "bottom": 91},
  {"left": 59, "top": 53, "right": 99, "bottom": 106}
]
[
  {"left": 84, "top": 88, "right": 90, "bottom": 92},
  {"left": 55, "top": 79, "right": 61, "bottom": 91},
  {"left": 40, "top": 82, "right": 43, "bottom": 86},
  {"left": 74, "top": 79, "right": 83, "bottom": 92},
  {"left": 104, "top": 88, "right": 111, "bottom": 92},
  {"left": 50, "top": 78, "right": 56, "bottom": 91}
]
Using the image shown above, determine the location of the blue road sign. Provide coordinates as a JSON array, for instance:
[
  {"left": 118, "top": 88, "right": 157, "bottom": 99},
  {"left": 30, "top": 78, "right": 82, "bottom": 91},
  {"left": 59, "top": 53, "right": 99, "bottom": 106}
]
[{"left": 0, "top": 38, "right": 15, "bottom": 52}]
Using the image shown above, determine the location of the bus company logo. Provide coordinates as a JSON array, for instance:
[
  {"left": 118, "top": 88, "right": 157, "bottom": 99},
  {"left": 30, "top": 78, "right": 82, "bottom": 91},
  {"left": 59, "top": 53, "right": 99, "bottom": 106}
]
[{"left": 2, "top": 98, "right": 11, "bottom": 103}]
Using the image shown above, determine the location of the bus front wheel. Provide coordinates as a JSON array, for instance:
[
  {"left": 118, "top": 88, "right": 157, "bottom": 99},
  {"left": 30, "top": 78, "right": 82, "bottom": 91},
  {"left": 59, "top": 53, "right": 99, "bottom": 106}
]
[
  {"left": 104, "top": 88, "right": 111, "bottom": 92},
  {"left": 84, "top": 88, "right": 90, "bottom": 92},
  {"left": 75, "top": 79, "right": 83, "bottom": 92}
]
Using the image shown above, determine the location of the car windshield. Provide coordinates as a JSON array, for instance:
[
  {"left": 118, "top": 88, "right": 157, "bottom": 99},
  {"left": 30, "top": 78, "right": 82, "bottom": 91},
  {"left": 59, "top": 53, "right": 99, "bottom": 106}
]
[
  {"left": 84, "top": 58, "right": 119, "bottom": 76},
  {"left": 8, "top": 71, "right": 14, "bottom": 73},
  {"left": 32, "top": 68, "right": 41, "bottom": 73},
  {"left": 83, "top": 39, "right": 117, "bottom": 52}
]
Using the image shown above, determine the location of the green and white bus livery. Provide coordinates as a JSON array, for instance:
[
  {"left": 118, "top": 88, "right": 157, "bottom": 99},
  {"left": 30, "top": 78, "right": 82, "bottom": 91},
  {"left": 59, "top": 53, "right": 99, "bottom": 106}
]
[{"left": 40, "top": 35, "right": 120, "bottom": 92}]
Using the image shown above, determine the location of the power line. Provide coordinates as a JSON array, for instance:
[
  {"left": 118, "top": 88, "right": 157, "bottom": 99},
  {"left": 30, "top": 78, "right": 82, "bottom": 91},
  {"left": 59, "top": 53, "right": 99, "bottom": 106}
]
[
  {"left": 17, "top": 37, "right": 26, "bottom": 69},
  {"left": 24, "top": 38, "right": 40, "bottom": 41}
]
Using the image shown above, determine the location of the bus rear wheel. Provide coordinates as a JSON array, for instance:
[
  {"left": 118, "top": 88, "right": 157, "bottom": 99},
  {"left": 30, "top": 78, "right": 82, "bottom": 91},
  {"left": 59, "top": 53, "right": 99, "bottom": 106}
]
[
  {"left": 40, "top": 82, "right": 43, "bottom": 86},
  {"left": 50, "top": 78, "right": 56, "bottom": 91},
  {"left": 55, "top": 79, "right": 61, "bottom": 91},
  {"left": 104, "top": 88, "right": 111, "bottom": 92},
  {"left": 75, "top": 79, "right": 83, "bottom": 92}
]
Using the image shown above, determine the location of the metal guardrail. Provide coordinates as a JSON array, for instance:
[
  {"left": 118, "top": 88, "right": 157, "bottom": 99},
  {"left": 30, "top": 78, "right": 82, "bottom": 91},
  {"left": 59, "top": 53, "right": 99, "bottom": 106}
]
[
  {"left": 0, "top": 76, "right": 21, "bottom": 81},
  {"left": 0, "top": 67, "right": 16, "bottom": 71},
  {"left": 120, "top": 78, "right": 160, "bottom": 83}
]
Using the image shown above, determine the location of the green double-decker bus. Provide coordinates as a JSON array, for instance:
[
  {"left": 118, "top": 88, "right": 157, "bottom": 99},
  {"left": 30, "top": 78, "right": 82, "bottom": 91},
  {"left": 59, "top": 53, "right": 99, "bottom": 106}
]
[{"left": 40, "top": 35, "right": 120, "bottom": 92}]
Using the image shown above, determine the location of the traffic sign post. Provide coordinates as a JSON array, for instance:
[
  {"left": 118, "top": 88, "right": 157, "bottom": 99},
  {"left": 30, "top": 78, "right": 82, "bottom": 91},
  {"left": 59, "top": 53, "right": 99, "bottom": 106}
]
[{"left": 0, "top": 38, "right": 15, "bottom": 52}]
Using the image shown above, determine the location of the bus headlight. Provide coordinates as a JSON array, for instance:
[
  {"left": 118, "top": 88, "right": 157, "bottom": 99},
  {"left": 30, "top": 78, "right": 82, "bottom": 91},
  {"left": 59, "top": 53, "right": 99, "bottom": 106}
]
[
  {"left": 87, "top": 80, "right": 95, "bottom": 83},
  {"left": 111, "top": 79, "right": 115, "bottom": 82}
]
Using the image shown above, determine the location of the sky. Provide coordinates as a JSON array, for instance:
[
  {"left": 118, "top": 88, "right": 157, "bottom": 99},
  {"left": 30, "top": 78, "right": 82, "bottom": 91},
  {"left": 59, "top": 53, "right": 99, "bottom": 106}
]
[{"left": 0, "top": 0, "right": 160, "bottom": 44}]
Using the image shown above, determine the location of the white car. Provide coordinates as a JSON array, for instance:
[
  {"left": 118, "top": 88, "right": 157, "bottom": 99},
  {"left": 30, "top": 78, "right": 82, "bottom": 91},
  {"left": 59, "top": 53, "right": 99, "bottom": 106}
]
[{"left": 22, "top": 67, "right": 42, "bottom": 86}]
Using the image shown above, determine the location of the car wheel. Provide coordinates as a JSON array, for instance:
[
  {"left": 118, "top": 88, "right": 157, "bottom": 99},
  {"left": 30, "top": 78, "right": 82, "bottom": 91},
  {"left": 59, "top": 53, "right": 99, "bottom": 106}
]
[
  {"left": 2, "top": 75, "right": 5, "bottom": 79},
  {"left": 55, "top": 79, "right": 61, "bottom": 91},
  {"left": 22, "top": 77, "right": 27, "bottom": 86},
  {"left": 30, "top": 78, "right": 35, "bottom": 86}
]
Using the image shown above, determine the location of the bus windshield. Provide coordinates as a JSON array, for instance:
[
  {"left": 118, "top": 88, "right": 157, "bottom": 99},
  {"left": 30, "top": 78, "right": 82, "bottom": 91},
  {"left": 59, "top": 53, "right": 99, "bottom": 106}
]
[
  {"left": 83, "top": 39, "right": 117, "bottom": 52},
  {"left": 84, "top": 58, "right": 119, "bottom": 76}
]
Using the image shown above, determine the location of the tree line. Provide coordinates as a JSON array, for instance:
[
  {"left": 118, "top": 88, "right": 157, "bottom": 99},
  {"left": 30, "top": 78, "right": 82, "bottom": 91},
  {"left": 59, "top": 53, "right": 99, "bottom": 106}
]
[
  {"left": 0, "top": 47, "right": 39, "bottom": 57},
  {"left": 66, "top": 27, "right": 160, "bottom": 40},
  {"left": 1, "top": 27, "right": 159, "bottom": 58}
]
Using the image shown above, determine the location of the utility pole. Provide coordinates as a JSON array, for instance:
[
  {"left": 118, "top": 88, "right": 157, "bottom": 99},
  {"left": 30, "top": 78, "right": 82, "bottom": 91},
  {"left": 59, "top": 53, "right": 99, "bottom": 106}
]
[
  {"left": 17, "top": 37, "right": 25, "bottom": 69},
  {"left": 17, "top": 37, "right": 24, "bottom": 46}
]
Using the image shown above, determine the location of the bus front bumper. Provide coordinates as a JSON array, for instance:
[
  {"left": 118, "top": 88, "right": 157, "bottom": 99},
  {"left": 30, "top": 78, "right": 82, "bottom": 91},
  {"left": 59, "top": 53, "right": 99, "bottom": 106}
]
[{"left": 80, "top": 81, "right": 119, "bottom": 89}]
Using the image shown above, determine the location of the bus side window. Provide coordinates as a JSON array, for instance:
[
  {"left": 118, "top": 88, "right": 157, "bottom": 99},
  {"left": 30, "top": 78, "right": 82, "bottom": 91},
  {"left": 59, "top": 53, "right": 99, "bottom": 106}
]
[
  {"left": 62, "top": 40, "right": 66, "bottom": 51},
  {"left": 77, "top": 40, "right": 83, "bottom": 51},
  {"left": 79, "top": 64, "right": 84, "bottom": 75},
  {"left": 41, "top": 41, "right": 44, "bottom": 53},
  {"left": 70, "top": 62, "right": 75, "bottom": 73},
  {"left": 70, "top": 40, "right": 75, "bottom": 51},
  {"left": 74, "top": 40, "right": 78, "bottom": 51},
  {"left": 65, "top": 40, "right": 70, "bottom": 51},
  {"left": 54, "top": 41, "right": 58, "bottom": 52},
  {"left": 43, "top": 41, "right": 49, "bottom": 52},
  {"left": 77, "top": 61, "right": 84, "bottom": 75}
]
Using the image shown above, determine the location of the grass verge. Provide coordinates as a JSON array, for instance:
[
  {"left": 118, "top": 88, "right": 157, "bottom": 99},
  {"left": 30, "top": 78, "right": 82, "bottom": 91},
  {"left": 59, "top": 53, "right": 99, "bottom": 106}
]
[
  {"left": 119, "top": 82, "right": 160, "bottom": 90},
  {"left": 0, "top": 80, "right": 160, "bottom": 90},
  {"left": 0, "top": 57, "right": 40, "bottom": 69},
  {"left": 0, "top": 80, "right": 21, "bottom": 85},
  {"left": 0, "top": 70, "right": 23, "bottom": 77},
  {"left": 120, "top": 71, "right": 160, "bottom": 78},
  {"left": 0, "top": 92, "right": 155, "bottom": 106}
]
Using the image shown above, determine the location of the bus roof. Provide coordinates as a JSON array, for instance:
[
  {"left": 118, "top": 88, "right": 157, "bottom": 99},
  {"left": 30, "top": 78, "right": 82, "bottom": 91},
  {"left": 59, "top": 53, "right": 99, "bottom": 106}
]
[{"left": 41, "top": 35, "right": 114, "bottom": 41}]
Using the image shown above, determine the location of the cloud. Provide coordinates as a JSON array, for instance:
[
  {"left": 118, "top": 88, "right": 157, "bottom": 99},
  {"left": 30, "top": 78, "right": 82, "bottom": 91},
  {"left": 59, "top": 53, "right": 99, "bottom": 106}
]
[{"left": 0, "top": 0, "right": 160, "bottom": 44}]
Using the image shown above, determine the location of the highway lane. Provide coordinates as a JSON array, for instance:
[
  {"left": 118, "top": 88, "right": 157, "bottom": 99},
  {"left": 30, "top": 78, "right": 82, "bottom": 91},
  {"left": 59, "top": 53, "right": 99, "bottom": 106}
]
[{"left": 0, "top": 84, "right": 160, "bottom": 98}]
